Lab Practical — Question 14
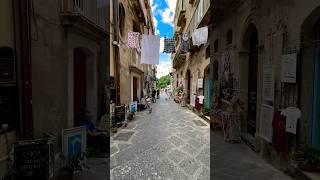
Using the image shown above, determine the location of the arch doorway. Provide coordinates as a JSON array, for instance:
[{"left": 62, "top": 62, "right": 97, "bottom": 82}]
[{"left": 245, "top": 24, "right": 259, "bottom": 136}]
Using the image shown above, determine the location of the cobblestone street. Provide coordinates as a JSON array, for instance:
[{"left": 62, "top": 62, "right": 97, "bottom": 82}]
[
  {"left": 110, "top": 94, "right": 210, "bottom": 180},
  {"left": 212, "top": 132, "right": 292, "bottom": 180}
]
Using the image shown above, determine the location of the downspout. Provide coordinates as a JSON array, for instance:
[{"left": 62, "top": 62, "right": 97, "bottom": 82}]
[
  {"left": 18, "top": 0, "right": 33, "bottom": 140},
  {"left": 113, "top": 0, "right": 120, "bottom": 105}
]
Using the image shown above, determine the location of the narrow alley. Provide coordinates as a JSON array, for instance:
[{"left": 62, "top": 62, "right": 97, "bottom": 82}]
[
  {"left": 110, "top": 94, "right": 210, "bottom": 180},
  {"left": 213, "top": 132, "right": 293, "bottom": 180}
]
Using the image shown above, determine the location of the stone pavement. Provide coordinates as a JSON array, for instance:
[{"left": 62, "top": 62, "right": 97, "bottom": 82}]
[
  {"left": 212, "top": 132, "right": 293, "bottom": 180},
  {"left": 110, "top": 94, "right": 210, "bottom": 180}
]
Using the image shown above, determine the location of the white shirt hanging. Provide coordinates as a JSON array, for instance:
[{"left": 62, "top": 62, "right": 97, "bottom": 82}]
[
  {"left": 281, "top": 107, "right": 301, "bottom": 134},
  {"left": 198, "top": 95, "right": 205, "bottom": 104},
  {"left": 141, "top": 34, "right": 160, "bottom": 65},
  {"left": 192, "top": 26, "right": 208, "bottom": 46}
]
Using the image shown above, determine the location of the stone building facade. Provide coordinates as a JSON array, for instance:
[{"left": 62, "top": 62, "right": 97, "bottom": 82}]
[
  {"left": 172, "top": 0, "right": 212, "bottom": 111},
  {"left": 0, "top": 0, "right": 108, "bottom": 177},
  {"left": 211, "top": 0, "right": 320, "bottom": 171},
  {"left": 109, "top": 0, "right": 157, "bottom": 107}
]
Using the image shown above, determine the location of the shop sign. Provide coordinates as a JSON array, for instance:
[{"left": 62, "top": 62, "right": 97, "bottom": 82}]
[
  {"left": 263, "top": 65, "right": 275, "bottom": 101},
  {"left": 259, "top": 104, "right": 274, "bottom": 143},
  {"left": 281, "top": 53, "right": 297, "bottom": 83},
  {"left": 14, "top": 138, "right": 54, "bottom": 180}
]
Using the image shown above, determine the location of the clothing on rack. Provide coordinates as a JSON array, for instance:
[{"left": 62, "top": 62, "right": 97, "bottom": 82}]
[
  {"left": 141, "top": 34, "right": 160, "bottom": 65},
  {"left": 281, "top": 107, "right": 301, "bottom": 134},
  {"left": 180, "top": 33, "right": 190, "bottom": 54},
  {"left": 127, "top": 31, "right": 140, "bottom": 49},
  {"left": 198, "top": 95, "right": 205, "bottom": 104},
  {"left": 192, "top": 26, "right": 208, "bottom": 46},
  {"left": 163, "top": 37, "right": 176, "bottom": 53},
  {"left": 272, "top": 111, "right": 289, "bottom": 152}
]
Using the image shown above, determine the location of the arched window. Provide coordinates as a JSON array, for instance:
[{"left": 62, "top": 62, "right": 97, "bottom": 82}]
[
  {"left": 119, "top": 3, "right": 125, "bottom": 36},
  {"left": 214, "top": 39, "right": 219, "bottom": 52},
  {"left": 227, "top": 29, "right": 233, "bottom": 45}
]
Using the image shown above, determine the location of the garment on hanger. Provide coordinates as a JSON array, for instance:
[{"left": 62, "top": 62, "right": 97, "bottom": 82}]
[
  {"left": 192, "top": 26, "right": 208, "bottom": 46},
  {"left": 180, "top": 33, "right": 190, "bottom": 54},
  {"left": 141, "top": 34, "right": 160, "bottom": 65},
  {"left": 163, "top": 37, "right": 175, "bottom": 53},
  {"left": 127, "top": 31, "right": 140, "bottom": 49},
  {"left": 281, "top": 107, "right": 301, "bottom": 134},
  {"left": 198, "top": 95, "right": 205, "bottom": 104}
]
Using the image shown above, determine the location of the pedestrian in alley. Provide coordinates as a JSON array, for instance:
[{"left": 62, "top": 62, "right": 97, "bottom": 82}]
[
  {"left": 152, "top": 88, "right": 156, "bottom": 103},
  {"left": 82, "top": 111, "right": 108, "bottom": 158},
  {"left": 157, "top": 89, "right": 160, "bottom": 99}
]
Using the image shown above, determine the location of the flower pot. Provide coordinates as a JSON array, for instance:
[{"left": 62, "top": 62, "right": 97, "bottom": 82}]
[{"left": 298, "top": 163, "right": 319, "bottom": 172}]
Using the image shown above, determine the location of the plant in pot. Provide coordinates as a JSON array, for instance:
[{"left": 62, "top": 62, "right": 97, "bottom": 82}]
[
  {"left": 58, "top": 153, "right": 86, "bottom": 180},
  {"left": 291, "top": 145, "right": 320, "bottom": 172}
]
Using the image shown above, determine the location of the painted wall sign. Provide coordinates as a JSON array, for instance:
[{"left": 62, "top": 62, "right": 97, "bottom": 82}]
[
  {"left": 260, "top": 104, "right": 274, "bottom": 143},
  {"left": 263, "top": 65, "right": 275, "bottom": 101},
  {"left": 281, "top": 53, "right": 297, "bottom": 83},
  {"left": 198, "top": 78, "right": 203, "bottom": 88},
  {"left": 14, "top": 138, "right": 54, "bottom": 180},
  {"left": 62, "top": 126, "right": 87, "bottom": 158}
]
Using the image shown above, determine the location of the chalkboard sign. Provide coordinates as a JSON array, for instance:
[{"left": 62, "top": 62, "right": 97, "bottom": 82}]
[
  {"left": 114, "top": 105, "right": 125, "bottom": 124},
  {"left": 14, "top": 138, "right": 54, "bottom": 180}
]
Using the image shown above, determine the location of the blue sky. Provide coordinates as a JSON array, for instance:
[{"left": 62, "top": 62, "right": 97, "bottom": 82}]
[{"left": 149, "top": 0, "right": 177, "bottom": 78}]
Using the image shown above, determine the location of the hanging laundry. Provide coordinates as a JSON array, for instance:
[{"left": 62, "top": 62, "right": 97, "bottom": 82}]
[
  {"left": 281, "top": 107, "right": 301, "bottom": 134},
  {"left": 180, "top": 33, "right": 190, "bottom": 54},
  {"left": 198, "top": 95, "right": 205, "bottom": 104},
  {"left": 127, "top": 31, "right": 140, "bottom": 49},
  {"left": 141, "top": 34, "right": 160, "bottom": 65},
  {"left": 192, "top": 26, "right": 208, "bottom": 46},
  {"left": 163, "top": 37, "right": 176, "bottom": 53}
]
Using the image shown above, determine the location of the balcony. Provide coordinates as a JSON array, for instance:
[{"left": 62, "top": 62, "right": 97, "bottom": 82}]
[
  {"left": 174, "top": 0, "right": 186, "bottom": 27},
  {"left": 60, "top": 0, "right": 107, "bottom": 40},
  {"left": 187, "top": 0, "right": 211, "bottom": 33},
  {"left": 172, "top": 47, "right": 186, "bottom": 69},
  {"left": 129, "top": 49, "right": 144, "bottom": 75}
]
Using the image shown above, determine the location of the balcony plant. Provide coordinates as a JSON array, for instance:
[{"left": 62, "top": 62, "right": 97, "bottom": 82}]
[{"left": 291, "top": 145, "right": 320, "bottom": 172}]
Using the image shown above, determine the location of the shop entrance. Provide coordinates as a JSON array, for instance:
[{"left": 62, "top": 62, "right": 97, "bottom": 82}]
[
  {"left": 74, "top": 48, "right": 87, "bottom": 127},
  {"left": 246, "top": 24, "right": 258, "bottom": 136},
  {"left": 133, "top": 77, "right": 138, "bottom": 101}
]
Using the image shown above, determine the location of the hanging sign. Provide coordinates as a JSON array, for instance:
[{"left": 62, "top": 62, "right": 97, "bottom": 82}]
[
  {"left": 263, "top": 65, "right": 275, "bottom": 101},
  {"left": 281, "top": 53, "right": 297, "bottom": 83},
  {"left": 198, "top": 78, "right": 203, "bottom": 88},
  {"left": 14, "top": 138, "right": 54, "bottom": 180},
  {"left": 259, "top": 104, "right": 274, "bottom": 143}
]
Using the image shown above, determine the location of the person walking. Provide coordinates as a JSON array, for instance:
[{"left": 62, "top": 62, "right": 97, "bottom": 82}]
[
  {"left": 157, "top": 89, "right": 160, "bottom": 99},
  {"left": 152, "top": 88, "right": 156, "bottom": 103}
]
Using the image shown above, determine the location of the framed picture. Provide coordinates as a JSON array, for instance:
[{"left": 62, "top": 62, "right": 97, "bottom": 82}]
[{"left": 62, "top": 126, "right": 87, "bottom": 158}]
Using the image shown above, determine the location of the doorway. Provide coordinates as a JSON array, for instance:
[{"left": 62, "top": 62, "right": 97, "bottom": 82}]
[
  {"left": 204, "top": 65, "right": 211, "bottom": 109},
  {"left": 246, "top": 24, "right": 258, "bottom": 136},
  {"left": 186, "top": 69, "right": 191, "bottom": 104},
  {"left": 74, "top": 48, "right": 87, "bottom": 127},
  {"left": 133, "top": 77, "right": 138, "bottom": 101}
]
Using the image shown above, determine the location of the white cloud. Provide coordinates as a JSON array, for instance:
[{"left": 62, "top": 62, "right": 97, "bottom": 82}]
[
  {"left": 156, "top": 58, "right": 171, "bottom": 78},
  {"left": 160, "top": 0, "right": 177, "bottom": 26}
]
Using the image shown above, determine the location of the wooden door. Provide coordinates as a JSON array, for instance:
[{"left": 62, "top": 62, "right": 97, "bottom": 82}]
[
  {"left": 74, "top": 49, "right": 86, "bottom": 127},
  {"left": 247, "top": 29, "right": 258, "bottom": 136},
  {"left": 133, "top": 77, "right": 138, "bottom": 101}
]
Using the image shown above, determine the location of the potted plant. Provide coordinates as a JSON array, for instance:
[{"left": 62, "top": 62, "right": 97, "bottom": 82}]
[
  {"left": 291, "top": 145, "right": 320, "bottom": 172},
  {"left": 58, "top": 154, "right": 86, "bottom": 180}
]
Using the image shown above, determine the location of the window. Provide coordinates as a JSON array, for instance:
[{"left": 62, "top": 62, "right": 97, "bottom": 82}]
[
  {"left": 214, "top": 39, "right": 219, "bottom": 52},
  {"left": 119, "top": 3, "right": 125, "bottom": 36},
  {"left": 227, "top": 29, "right": 232, "bottom": 45}
]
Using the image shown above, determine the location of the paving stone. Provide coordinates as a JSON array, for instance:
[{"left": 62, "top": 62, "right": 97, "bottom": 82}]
[
  {"left": 197, "top": 167, "right": 210, "bottom": 180},
  {"left": 179, "top": 156, "right": 200, "bottom": 175},
  {"left": 156, "top": 158, "right": 189, "bottom": 179},
  {"left": 117, "top": 143, "right": 131, "bottom": 151},
  {"left": 196, "top": 148, "right": 210, "bottom": 167},
  {"left": 114, "top": 131, "right": 135, "bottom": 141},
  {"left": 168, "top": 136, "right": 185, "bottom": 147},
  {"left": 152, "top": 140, "right": 174, "bottom": 158},
  {"left": 168, "top": 149, "right": 188, "bottom": 164},
  {"left": 188, "top": 138, "right": 204, "bottom": 149},
  {"left": 110, "top": 146, "right": 118, "bottom": 155},
  {"left": 182, "top": 144, "right": 198, "bottom": 155}
]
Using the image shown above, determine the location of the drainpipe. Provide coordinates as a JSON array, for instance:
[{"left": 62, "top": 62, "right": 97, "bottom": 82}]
[
  {"left": 113, "top": 0, "right": 120, "bottom": 105},
  {"left": 17, "top": 0, "right": 33, "bottom": 140}
]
